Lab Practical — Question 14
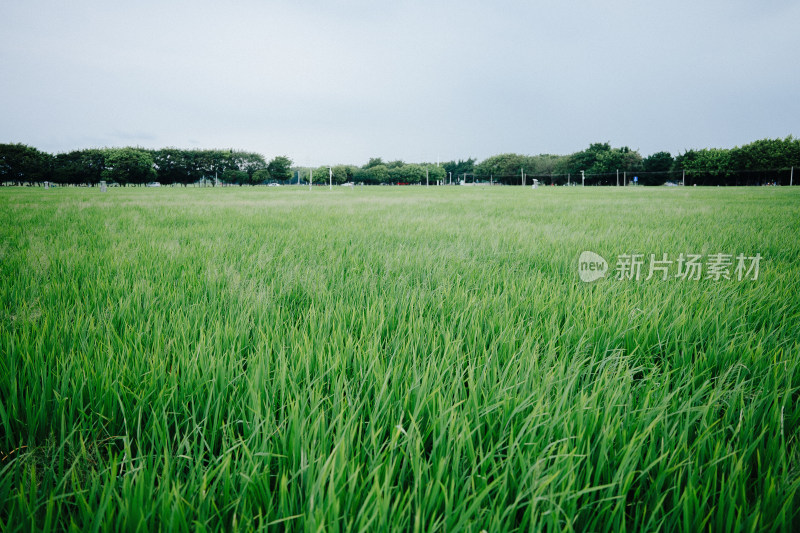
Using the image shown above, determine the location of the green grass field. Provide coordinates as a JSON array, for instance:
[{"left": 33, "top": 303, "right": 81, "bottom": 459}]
[{"left": 1, "top": 186, "right": 799, "bottom": 531}]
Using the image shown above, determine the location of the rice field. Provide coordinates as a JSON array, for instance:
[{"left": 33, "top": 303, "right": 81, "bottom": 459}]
[{"left": 1, "top": 186, "right": 799, "bottom": 532}]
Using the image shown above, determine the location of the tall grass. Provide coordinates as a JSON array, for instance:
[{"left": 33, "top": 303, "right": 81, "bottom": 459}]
[{"left": 1, "top": 186, "right": 799, "bottom": 531}]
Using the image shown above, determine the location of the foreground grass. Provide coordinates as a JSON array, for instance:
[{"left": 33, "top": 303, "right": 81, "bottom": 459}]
[{"left": 1, "top": 186, "right": 799, "bottom": 531}]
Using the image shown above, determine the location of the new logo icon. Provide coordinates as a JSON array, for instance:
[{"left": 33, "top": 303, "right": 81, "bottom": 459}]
[{"left": 578, "top": 251, "right": 608, "bottom": 282}]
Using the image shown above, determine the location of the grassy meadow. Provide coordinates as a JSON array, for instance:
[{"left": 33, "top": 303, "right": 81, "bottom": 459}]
[{"left": 1, "top": 185, "right": 799, "bottom": 531}]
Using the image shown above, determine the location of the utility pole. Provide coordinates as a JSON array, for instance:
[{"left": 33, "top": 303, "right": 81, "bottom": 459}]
[
  {"left": 309, "top": 168, "right": 313, "bottom": 191},
  {"left": 568, "top": 173, "right": 570, "bottom": 186},
  {"left": 328, "top": 167, "right": 332, "bottom": 190},
  {"left": 616, "top": 169, "right": 619, "bottom": 187},
  {"left": 581, "top": 170, "right": 585, "bottom": 186},
  {"left": 426, "top": 169, "right": 429, "bottom": 187},
  {"left": 682, "top": 169, "right": 685, "bottom": 187},
  {"left": 448, "top": 171, "right": 452, "bottom": 185},
  {"left": 791, "top": 166, "right": 794, "bottom": 186},
  {"left": 521, "top": 168, "right": 525, "bottom": 187},
  {"left": 623, "top": 171, "right": 627, "bottom": 187}
]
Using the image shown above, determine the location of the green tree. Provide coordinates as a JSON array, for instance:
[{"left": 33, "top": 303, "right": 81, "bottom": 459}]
[
  {"left": 268, "top": 156, "right": 293, "bottom": 182},
  {"left": 331, "top": 165, "right": 354, "bottom": 184},
  {"left": 442, "top": 158, "right": 476, "bottom": 182},
  {"left": 52, "top": 149, "right": 106, "bottom": 185},
  {"left": 365, "top": 164, "right": 389, "bottom": 184},
  {"left": 311, "top": 166, "right": 328, "bottom": 184},
  {"left": 102, "top": 148, "right": 156, "bottom": 185},
  {"left": 564, "top": 143, "right": 610, "bottom": 177},
  {"left": 233, "top": 151, "right": 268, "bottom": 179},
  {"left": 313, "top": 165, "right": 351, "bottom": 185},
  {"left": 564, "top": 143, "right": 642, "bottom": 184},
  {"left": 52, "top": 151, "right": 83, "bottom": 185},
  {"left": 220, "top": 169, "right": 249, "bottom": 185},
  {"left": 733, "top": 137, "right": 800, "bottom": 172},
  {"left": 152, "top": 148, "right": 188, "bottom": 185},
  {"left": 363, "top": 157, "right": 384, "bottom": 169},
  {"left": 0, "top": 143, "right": 52, "bottom": 184},
  {"left": 209, "top": 150, "right": 238, "bottom": 182},
  {"left": 425, "top": 164, "right": 446, "bottom": 184},
  {"left": 388, "top": 165, "right": 410, "bottom": 183},
  {"left": 192, "top": 151, "right": 216, "bottom": 184},
  {"left": 180, "top": 150, "right": 210, "bottom": 184},
  {"left": 398, "top": 164, "right": 426, "bottom": 184},
  {"left": 676, "top": 148, "right": 733, "bottom": 185},
  {"left": 642, "top": 151, "right": 674, "bottom": 185},
  {"left": 351, "top": 167, "right": 369, "bottom": 184},
  {"left": 251, "top": 169, "right": 271, "bottom": 184},
  {"left": 189, "top": 150, "right": 237, "bottom": 184},
  {"left": 475, "top": 153, "right": 528, "bottom": 183},
  {"left": 643, "top": 151, "right": 673, "bottom": 173},
  {"left": 531, "top": 154, "right": 569, "bottom": 181}
]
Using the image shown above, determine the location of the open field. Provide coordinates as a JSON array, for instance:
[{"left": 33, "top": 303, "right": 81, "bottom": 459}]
[{"left": 1, "top": 186, "right": 799, "bottom": 531}]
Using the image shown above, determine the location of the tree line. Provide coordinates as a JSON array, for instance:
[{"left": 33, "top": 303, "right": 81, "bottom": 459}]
[
  {"left": 301, "top": 158, "right": 447, "bottom": 186},
  {"left": 0, "top": 146, "right": 293, "bottom": 186},
  {"left": 2, "top": 137, "right": 798, "bottom": 186},
  {"left": 444, "top": 137, "right": 799, "bottom": 186}
]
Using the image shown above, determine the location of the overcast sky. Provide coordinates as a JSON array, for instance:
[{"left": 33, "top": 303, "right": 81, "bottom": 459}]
[{"left": 1, "top": 1, "right": 798, "bottom": 166}]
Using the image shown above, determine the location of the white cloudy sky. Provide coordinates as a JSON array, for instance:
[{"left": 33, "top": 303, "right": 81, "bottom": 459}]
[{"left": 1, "top": 1, "right": 798, "bottom": 166}]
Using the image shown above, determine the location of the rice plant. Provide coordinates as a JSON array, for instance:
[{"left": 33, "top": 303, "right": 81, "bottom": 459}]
[{"left": 1, "top": 186, "right": 798, "bottom": 531}]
